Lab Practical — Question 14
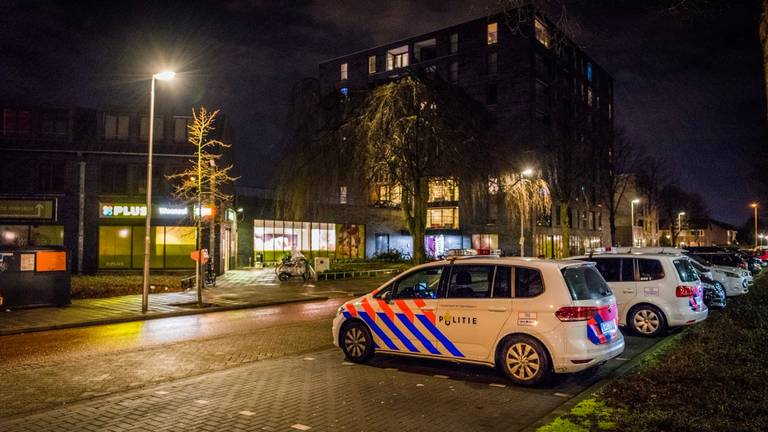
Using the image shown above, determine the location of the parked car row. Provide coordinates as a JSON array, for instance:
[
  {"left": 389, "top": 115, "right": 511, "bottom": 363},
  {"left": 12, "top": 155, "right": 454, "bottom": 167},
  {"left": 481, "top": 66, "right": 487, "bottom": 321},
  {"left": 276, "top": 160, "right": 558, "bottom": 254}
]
[{"left": 332, "top": 244, "right": 756, "bottom": 387}]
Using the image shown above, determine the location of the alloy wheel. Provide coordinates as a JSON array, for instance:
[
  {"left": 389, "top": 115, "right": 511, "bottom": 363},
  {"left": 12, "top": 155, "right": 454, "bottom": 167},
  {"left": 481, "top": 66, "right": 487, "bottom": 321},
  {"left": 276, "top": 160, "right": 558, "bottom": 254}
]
[
  {"left": 506, "top": 342, "right": 541, "bottom": 382},
  {"left": 344, "top": 327, "right": 367, "bottom": 358},
  {"left": 634, "top": 309, "right": 660, "bottom": 334}
]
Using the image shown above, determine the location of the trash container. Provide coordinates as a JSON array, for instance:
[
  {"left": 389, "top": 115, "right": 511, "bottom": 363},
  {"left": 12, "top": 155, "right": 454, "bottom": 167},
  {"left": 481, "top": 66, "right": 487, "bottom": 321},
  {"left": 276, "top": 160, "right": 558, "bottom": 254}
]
[{"left": 0, "top": 246, "right": 71, "bottom": 309}]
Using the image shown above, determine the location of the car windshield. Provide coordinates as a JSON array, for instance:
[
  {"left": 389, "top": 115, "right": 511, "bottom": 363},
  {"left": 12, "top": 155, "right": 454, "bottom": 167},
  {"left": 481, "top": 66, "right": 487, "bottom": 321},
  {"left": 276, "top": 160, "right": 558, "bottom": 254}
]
[
  {"left": 674, "top": 259, "right": 699, "bottom": 283},
  {"left": 561, "top": 265, "right": 613, "bottom": 300}
]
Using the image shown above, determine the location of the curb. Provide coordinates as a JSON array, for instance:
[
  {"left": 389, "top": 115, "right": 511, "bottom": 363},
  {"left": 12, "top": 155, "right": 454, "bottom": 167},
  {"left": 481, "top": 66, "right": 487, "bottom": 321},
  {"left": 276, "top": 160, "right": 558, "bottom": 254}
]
[
  {"left": 521, "top": 329, "right": 688, "bottom": 432},
  {"left": 0, "top": 296, "right": 329, "bottom": 336}
]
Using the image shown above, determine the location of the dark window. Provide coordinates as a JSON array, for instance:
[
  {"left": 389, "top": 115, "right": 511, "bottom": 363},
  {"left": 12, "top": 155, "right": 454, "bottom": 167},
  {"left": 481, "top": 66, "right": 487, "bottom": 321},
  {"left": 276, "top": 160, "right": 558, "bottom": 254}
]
[
  {"left": 515, "top": 267, "right": 544, "bottom": 298},
  {"left": 2, "top": 109, "right": 31, "bottom": 135},
  {"left": 492, "top": 266, "right": 512, "bottom": 298},
  {"left": 674, "top": 259, "right": 698, "bottom": 283},
  {"left": 562, "top": 265, "right": 612, "bottom": 300},
  {"left": 36, "top": 161, "right": 66, "bottom": 193},
  {"left": 449, "top": 61, "right": 458, "bottom": 83},
  {"left": 486, "top": 83, "right": 498, "bottom": 105},
  {"left": 446, "top": 265, "right": 492, "bottom": 298},
  {"left": 173, "top": 117, "right": 192, "bottom": 143},
  {"left": 373, "top": 284, "right": 393, "bottom": 299},
  {"left": 41, "top": 112, "right": 68, "bottom": 135},
  {"left": 104, "top": 114, "right": 129, "bottom": 140},
  {"left": 621, "top": 258, "right": 635, "bottom": 281},
  {"left": 638, "top": 259, "right": 665, "bottom": 281},
  {"left": 592, "top": 258, "right": 620, "bottom": 282},
  {"left": 487, "top": 52, "right": 498, "bottom": 75},
  {"left": 100, "top": 163, "right": 128, "bottom": 194},
  {"left": 394, "top": 266, "right": 443, "bottom": 299},
  {"left": 139, "top": 116, "right": 164, "bottom": 141}
]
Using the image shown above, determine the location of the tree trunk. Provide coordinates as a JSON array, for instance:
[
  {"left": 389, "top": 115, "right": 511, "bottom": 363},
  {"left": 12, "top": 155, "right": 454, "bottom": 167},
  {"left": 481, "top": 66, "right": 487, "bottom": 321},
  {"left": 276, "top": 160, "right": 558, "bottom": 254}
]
[
  {"left": 402, "top": 179, "right": 429, "bottom": 264},
  {"left": 761, "top": 1, "right": 768, "bottom": 120},
  {"left": 559, "top": 202, "right": 571, "bottom": 258},
  {"left": 608, "top": 207, "right": 617, "bottom": 247}
]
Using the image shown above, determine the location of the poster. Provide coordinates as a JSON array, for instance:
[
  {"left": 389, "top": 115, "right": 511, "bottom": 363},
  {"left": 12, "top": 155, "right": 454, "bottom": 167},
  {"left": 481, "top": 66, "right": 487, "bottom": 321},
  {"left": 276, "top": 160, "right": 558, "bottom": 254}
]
[{"left": 20, "top": 253, "right": 35, "bottom": 271}]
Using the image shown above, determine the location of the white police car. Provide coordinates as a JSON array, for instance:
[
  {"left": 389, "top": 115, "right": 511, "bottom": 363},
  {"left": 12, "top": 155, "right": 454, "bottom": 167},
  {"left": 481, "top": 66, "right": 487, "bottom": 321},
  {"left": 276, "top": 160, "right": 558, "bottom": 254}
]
[
  {"left": 574, "top": 250, "right": 708, "bottom": 337},
  {"left": 332, "top": 256, "right": 624, "bottom": 386}
]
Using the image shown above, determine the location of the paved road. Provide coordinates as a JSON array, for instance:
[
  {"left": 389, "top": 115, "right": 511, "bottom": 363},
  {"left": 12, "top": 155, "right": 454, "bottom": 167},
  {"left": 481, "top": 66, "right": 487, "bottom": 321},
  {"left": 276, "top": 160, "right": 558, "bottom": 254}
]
[{"left": 0, "top": 291, "right": 660, "bottom": 431}]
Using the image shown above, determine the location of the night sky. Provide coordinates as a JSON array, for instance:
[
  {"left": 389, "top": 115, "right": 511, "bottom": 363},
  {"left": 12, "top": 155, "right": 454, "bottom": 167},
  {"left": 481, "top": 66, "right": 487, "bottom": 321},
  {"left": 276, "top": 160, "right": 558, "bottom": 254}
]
[{"left": 1, "top": 0, "right": 764, "bottom": 224}]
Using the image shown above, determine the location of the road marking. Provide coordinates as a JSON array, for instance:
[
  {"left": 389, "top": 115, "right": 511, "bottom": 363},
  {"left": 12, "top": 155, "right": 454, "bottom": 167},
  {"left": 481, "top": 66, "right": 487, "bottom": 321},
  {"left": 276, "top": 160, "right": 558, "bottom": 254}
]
[
  {"left": 194, "top": 399, "right": 209, "bottom": 404},
  {"left": 303, "top": 357, "right": 316, "bottom": 361},
  {"left": 433, "top": 374, "right": 449, "bottom": 379},
  {"left": 616, "top": 357, "right": 630, "bottom": 361},
  {"left": 154, "top": 391, "right": 168, "bottom": 395},
  {"left": 385, "top": 368, "right": 398, "bottom": 371},
  {"left": 239, "top": 411, "right": 255, "bottom": 416},
  {"left": 416, "top": 384, "right": 425, "bottom": 387},
  {"left": 553, "top": 393, "right": 571, "bottom": 398},
  {"left": 342, "top": 362, "right": 354, "bottom": 365},
  {"left": 291, "top": 424, "right": 311, "bottom": 431},
  {"left": 489, "top": 383, "right": 507, "bottom": 388}
]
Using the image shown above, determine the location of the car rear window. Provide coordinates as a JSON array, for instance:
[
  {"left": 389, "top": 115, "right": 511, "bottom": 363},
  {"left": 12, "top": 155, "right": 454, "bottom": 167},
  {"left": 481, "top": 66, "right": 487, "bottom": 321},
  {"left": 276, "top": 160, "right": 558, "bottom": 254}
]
[
  {"left": 561, "top": 265, "right": 613, "bottom": 300},
  {"left": 673, "top": 259, "right": 698, "bottom": 283}
]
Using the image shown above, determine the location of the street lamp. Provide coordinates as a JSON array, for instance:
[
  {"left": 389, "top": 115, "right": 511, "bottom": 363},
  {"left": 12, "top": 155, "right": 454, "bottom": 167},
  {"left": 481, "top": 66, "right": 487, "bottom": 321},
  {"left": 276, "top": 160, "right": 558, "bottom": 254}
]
[
  {"left": 631, "top": 198, "right": 640, "bottom": 247},
  {"left": 677, "top": 212, "right": 685, "bottom": 247},
  {"left": 142, "top": 70, "right": 175, "bottom": 313},
  {"left": 751, "top": 202, "right": 758, "bottom": 250}
]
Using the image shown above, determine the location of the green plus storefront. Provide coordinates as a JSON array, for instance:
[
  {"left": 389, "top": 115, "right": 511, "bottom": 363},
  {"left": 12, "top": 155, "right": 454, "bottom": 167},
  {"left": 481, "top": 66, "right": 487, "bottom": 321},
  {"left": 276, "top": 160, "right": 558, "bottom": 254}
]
[{"left": 97, "top": 203, "right": 197, "bottom": 270}]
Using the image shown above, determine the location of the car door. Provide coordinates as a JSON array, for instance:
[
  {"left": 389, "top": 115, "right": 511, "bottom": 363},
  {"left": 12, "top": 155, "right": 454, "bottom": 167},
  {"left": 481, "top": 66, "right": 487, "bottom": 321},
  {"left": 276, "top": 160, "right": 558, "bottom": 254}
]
[
  {"left": 637, "top": 258, "right": 666, "bottom": 300},
  {"left": 435, "top": 264, "right": 511, "bottom": 361},
  {"left": 592, "top": 257, "right": 636, "bottom": 325},
  {"left": 382, "top": 265, "right": 446, "bottom": 356}
]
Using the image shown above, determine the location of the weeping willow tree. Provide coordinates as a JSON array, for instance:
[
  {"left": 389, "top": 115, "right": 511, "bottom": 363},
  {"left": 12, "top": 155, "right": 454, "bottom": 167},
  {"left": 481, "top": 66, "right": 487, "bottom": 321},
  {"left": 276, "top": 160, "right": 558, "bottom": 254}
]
[
  {"left": 501, "top": 173, "right": 551, "bottom": 256},
  {"left": 276, "top": 73, "right": 494, "bottom": 264}
]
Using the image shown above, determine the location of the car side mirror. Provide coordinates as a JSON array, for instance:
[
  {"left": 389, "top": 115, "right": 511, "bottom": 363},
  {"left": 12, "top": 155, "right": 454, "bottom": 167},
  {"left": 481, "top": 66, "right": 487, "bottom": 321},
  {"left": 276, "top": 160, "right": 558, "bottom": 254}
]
[{"left": 381, "top": 290, "right": 392, "bottom": 303}]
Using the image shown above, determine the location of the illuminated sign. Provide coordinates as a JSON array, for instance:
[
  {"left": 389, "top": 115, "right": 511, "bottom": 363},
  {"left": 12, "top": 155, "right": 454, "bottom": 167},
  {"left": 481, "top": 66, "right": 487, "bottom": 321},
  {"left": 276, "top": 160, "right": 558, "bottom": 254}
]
[
  {"left": 101, "top": 204, "right": 147, "bottom": 218},
  {"left": 193, "top": 205, "right": 214, "bottom": 218},
  {"left": 157, "top": 206, "right": 189, "bottom": 216},
  {"left": 0, "top": 199, "right": 55, "bottom": 220}
]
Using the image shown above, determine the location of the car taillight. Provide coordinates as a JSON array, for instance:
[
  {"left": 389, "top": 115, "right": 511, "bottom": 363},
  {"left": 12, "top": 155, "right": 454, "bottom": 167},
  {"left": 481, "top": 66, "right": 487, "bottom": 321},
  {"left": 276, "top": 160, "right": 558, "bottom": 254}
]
[
  {"left": 555, "top": 306, "right": 598, "bottom": 321},
  {"left": 738, "top": 262, "right": 747, "bottom": 269},
  {"left": 676, "top": 285, "right": 695, "bottom": 297}
]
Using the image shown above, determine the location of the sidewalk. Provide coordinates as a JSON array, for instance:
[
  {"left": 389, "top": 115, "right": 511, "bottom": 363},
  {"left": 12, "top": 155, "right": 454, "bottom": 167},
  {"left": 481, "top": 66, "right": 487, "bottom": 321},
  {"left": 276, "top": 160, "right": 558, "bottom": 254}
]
[{"left": 0, "top": 268, "right": 387, "bottom": 336}]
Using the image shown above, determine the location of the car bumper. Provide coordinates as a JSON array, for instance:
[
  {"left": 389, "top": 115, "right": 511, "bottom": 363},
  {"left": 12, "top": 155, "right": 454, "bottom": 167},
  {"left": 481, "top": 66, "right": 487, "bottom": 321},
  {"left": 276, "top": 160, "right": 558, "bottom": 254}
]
[
  {"left": 332, "top": 314, "right": 345, "bottom": 348},
  {"left": 667, "top": 307, "right": 708, "bottom": 327},
  {"left": 555, "top": 333, "right": 625, "bottom": 373}
]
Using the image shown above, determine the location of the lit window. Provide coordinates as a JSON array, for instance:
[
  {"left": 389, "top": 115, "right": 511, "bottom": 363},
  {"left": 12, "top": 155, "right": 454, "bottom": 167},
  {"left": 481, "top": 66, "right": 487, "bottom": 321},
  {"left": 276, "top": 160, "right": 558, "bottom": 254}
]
[
  {"left": 340, "top": 186, "right": 348, "bottom": 204},
  {"left": 449, "top": 61, "right": 458, "bottom": 83},
  {"left": 586, "top": 87, "right": 594, "bottom": 107},
  {"left": 339, "top": 87, "right": 349, "bottom": 97},
  {"left": 386, "top": 45, "right": 409, "bottom": 70},
  {"left": 340, "top": 62, "right": 348, "bottom": 80},
  {"left": 586, "top": 62, "right": 593, "bottom": 81},
  {"left": 488, "top": 177, "right": 499, "bottom": 195},
  {"left": 487, "top": 22, "right": 498, "bottom": 45},
  {"left": 487, "top": 52, "right": 498, "bottom": 75},
  {"left": 427, "top": 207, "right": 459, "bottom": 229},
  {"left": 608, "top": 103, "right": 613, "bottom": 119},
  {"left": 535, "top": 18, "right": 551, "bottom": 48},
  {"left": 450, "top": 33, "right": 458, "bottom": 53},
  {"left": 428, "top": 179, "right": 459, "bottom": 202},
  {"left": 368, "top": 55, "right": 376, "bottom": 74}
]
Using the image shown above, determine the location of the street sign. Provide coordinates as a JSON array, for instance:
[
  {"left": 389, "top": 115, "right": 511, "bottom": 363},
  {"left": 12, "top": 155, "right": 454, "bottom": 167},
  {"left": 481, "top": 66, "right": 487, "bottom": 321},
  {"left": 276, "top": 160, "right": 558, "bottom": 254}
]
[
  {"left": 0, "top": 199, "right": 55, "bottom": 220},
  {"left": 190, "top": 249, "right": 209, "bottom": 264}
]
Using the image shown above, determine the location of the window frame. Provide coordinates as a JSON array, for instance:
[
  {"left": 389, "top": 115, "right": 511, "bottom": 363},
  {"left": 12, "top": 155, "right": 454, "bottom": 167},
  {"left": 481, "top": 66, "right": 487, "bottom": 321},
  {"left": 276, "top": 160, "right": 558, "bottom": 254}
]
[
  {"left": 444, "top": 264, "right": 494, "bottom": 299},
  {"left": 392, "top": 265, "right": 446, "bottom": 300},
  {"left": 368, "top": 55, "right": 376, "bottom": 74}
]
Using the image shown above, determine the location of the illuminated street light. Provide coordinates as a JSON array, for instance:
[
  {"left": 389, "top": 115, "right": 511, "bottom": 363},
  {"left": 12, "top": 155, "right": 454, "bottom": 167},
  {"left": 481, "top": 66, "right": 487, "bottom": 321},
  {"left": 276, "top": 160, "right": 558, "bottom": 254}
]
[
  {"left": 521, "top": 168, "right": 533, "bottom": 177},
  {"left": 631, "top": 198, "right": 641, "bottom": 247},
  {"left": 142, "top": 69, "right": 175, "bottom": 314},
  {"left": 751, "top": 202, "right": 758, "bottom": 250},
  {"left": 677, "top": 212, "right": 685, "bottom": 247}
]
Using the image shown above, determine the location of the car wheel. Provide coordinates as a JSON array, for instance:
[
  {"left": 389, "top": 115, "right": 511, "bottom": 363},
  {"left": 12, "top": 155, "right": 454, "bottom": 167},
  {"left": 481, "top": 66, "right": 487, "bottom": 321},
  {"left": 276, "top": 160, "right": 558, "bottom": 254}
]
[
  {"left": 498, "top": 336, "right": 550, "bottom": 386},
  {"left": 341, "top": 321, "right": 374, "bottom": 363},
  {"left": 629, "top": 305, "right": 666, "bottom": 337}
]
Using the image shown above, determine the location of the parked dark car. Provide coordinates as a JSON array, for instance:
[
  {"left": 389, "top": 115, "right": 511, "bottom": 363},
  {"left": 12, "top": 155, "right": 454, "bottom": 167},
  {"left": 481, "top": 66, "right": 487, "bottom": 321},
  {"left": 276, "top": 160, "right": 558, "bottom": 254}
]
[
  {"left": 691, "top": 253, "right": 748, "bottom": 270},
  {"left": 699, "top": 276, "right": 727, "bottom": 309},
  {"left": 685, "top": 246, "right": 728, "bottom": 254}
]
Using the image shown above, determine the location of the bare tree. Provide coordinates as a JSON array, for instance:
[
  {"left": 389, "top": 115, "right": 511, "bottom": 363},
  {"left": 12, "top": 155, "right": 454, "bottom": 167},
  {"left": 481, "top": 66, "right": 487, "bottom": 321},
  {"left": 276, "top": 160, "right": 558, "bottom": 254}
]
[{"left": 600, "top": 128, "right": 639, "bottom": 246}]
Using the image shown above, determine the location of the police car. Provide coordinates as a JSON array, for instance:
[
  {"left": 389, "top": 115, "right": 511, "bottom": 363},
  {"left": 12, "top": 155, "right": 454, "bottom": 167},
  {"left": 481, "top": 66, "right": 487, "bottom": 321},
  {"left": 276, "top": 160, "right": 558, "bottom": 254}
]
[
  {"left": 573, "top": 249, "right": 708, "bottom": 337},
  {"left": 332, "top": 255, "right": 624, "bottom": 386}
]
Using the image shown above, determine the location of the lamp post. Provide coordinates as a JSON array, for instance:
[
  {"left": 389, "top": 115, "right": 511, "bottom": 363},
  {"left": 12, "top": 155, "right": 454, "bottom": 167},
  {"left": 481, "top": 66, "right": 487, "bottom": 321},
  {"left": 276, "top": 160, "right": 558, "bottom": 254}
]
[
  {"left": 142, "top": 70, "right": 175, "bottom": 313},
  {"left": 677, "top": 211, "right": 685, "bottom": 247},
  {"left": 631, "top": 198, "right": 640, "bottom": 247},
  {"left": 751, "top": 202, "right": 758, "bottom": 250}
]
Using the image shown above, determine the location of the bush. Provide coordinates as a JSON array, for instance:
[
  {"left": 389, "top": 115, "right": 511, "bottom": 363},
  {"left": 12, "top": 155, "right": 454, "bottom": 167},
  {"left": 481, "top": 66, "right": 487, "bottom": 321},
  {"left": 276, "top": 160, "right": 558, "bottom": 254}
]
[{"left": 71, "top": 274, "right": 184, "bottom": 299}]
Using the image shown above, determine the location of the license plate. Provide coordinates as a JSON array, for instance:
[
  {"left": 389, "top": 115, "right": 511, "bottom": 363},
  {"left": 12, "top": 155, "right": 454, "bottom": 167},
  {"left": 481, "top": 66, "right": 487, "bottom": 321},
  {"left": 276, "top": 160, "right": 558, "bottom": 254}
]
[{"left": 600, "top": 320, "right": 616, "bottom": 334}]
